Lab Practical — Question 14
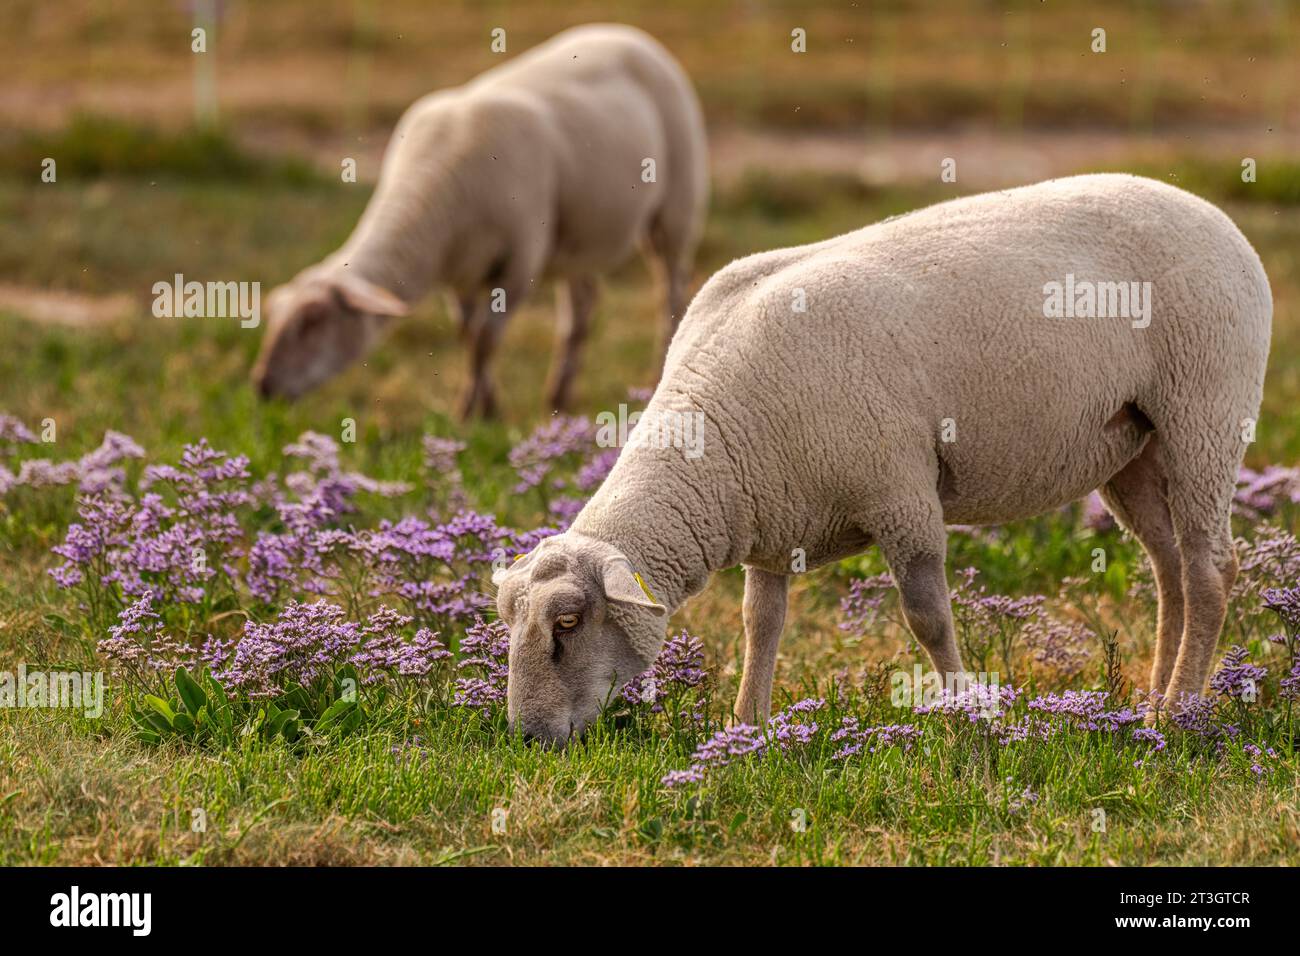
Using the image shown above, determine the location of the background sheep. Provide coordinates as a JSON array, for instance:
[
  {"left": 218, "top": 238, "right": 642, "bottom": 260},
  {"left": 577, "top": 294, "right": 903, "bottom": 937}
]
[
  {"left": 250, "top": 23, "right": 708, "bottom": 418},
  {"left": 496, "top": 173, "right": 1272, "bottom": 743}
]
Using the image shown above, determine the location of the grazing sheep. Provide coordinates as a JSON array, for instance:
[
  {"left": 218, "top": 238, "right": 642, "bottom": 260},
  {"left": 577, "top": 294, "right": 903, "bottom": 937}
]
[
  {"left": 494, "top": 173, "right": 1272, "bottom": 744},
  {"left": 250, "top": 23, "right": 708, "bottom": 418}
]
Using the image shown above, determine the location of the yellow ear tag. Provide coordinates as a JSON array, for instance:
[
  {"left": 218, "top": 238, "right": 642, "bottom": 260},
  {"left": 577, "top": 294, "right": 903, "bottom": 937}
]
[
  {"left": 514, "top": 553, "right": 525, "bottom": 562},
  {"left": 633, "top": 571, "right": 657, "bottom": 604}
]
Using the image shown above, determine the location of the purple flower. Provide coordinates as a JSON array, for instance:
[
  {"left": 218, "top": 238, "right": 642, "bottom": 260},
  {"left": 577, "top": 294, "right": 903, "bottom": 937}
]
[
  {"left": 662, "top": 698, "right": 824, "bottom": 787},
  {"left": 1234, "top": 465, "right": 1300, "bottom": 520},
  {"left": 621, "top": 630, "right": 707, "bottom": 711},
  {"left": 1168, "top": 692, "right": 1238, "bottom": 741},
  {"left": 421, "top": 436, "right": 466, "bottom": 474},
  {"left": 1027, "top": 690, "right": 1143, "bottom": 731},
  {"left": 1080, "top": 491, "right": 1115, "bottom": 532},
  {"left": 0, "top": 413, "right": 38, "bottom": 444},
  {"left": 839, "top": 573, "right": 894, "bottom": 635},
  {"left": 508, "top": 416, "right": 594, "bottom": 494},
  {"left": 452, "top": 617, "right": 510, "bottom": 713},
  {"left": 1023, "top": 618, "right": 1093, "bottom": 677},
  {"left": 210, "top": 600, "right": 363, "bottom": 698},
  {"left": 1208, "top": 646, "right": 1266, "bottom": 702},
  {"left": 830, "top": 717, "right": 921, "bottom": 760}
]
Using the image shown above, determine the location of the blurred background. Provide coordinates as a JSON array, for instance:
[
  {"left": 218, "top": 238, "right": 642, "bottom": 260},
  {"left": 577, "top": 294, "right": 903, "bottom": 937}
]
[{"left": 0, "top": 0, "right": 1296, "bottom": 461}]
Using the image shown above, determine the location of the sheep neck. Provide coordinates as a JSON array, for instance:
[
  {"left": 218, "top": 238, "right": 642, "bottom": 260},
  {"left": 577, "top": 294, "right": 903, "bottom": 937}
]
[
  {"left": 571, "top": 445, "right": 745, "bottom": 613},
  {"left": 325, "top": 172, "right": 459, "bottom": 306}
]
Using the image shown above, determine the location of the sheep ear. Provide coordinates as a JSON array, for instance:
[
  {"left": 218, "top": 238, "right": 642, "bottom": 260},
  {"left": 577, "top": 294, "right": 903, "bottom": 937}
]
[
  {"left": 492, "top": 549, "right": 537, "bottom": 587},
  {"left": 333, "top": 274, "right": 409, "bottom": 317},
  {"left": 602, "top": 558, "right": 666, "bottom": 616}
]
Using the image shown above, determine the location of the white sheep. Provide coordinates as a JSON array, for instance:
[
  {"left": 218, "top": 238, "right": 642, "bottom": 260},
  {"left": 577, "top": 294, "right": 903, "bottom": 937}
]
[
  {"left": 251, "top": 24, "right": 708, "bottom": 418},
  {"left": 494, "top": 173, "right": 1272, "bottom": 744}
]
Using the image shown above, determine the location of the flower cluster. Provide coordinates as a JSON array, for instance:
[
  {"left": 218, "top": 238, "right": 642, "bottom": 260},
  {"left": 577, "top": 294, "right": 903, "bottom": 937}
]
[
  {"left": 829, "top": 717, "right": 921, "bottom": 760},
  {"left": 621, "top": 630, "right": 707, "bottom": 711},
  {"left": 662, "top": 698, "right": 824, "bottom": 787},
  {"left": 1208, "top": 645, "right": 1267, "bottom": 702},
  {"left": 1026, "top": 690, "right": 1143, "bottom": 731},
  {"left": 838, "top": 573, "right": 895, "bottom": 635},
  {"left": 1, "top": 425, "right": 144, "bottom": 496},
  {"left": 452, "top": 616, "right": 510, "bottom": 714}
]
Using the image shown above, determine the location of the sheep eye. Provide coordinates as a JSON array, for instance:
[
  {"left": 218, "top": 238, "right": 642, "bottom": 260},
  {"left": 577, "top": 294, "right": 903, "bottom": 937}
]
[{"left": 554, "top": 613, "right": 580, "bottom": 632}]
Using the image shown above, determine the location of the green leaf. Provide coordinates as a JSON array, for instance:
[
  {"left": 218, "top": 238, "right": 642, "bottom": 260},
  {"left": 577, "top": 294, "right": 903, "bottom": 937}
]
[
  {"left": 314, "top": 697, "right": 356, "bottom": 732},
  {"left": 171, "top": 711, "right": 196, "bottom": 734},
  {"left": 265, "top": 709, "right": 295, "bottom": 738},
  {"left": 204, "top": 672, "right": 230, "bottom": 709},
  {"left": 144, "top": 695, "right": 176, "bottom": 724},
  {"left": 175, "top": 667, "right": 208, "bottom": 716}
]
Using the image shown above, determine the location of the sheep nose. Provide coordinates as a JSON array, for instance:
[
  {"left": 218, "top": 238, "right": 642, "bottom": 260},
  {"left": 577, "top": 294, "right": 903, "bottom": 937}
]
[
  {"left": 521, "top": 730, "right": 539, "bottom": 745},
  {"left": 255, "top": 377, "right": 272, "bottom": 400}
]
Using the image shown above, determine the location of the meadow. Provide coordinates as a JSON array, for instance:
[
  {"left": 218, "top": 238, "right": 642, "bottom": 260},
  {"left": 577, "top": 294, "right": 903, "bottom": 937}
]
[{"left": 1, "top": 0, "right": 1298, "bottom": 866}]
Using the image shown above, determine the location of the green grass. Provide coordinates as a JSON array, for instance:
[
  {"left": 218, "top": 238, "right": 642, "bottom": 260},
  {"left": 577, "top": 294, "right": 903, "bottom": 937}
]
[
  {"left": 4, "top": 667, "right": 1297, "bottom": 866},
  {"left": 1, "top": 118, "right": 1299, "bottom": 865}
]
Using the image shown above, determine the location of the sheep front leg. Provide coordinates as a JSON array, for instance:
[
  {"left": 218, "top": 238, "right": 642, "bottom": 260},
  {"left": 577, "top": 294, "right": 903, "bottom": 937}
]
[{"left": 734, "top": 567, "right": 789, "bottom": 724}]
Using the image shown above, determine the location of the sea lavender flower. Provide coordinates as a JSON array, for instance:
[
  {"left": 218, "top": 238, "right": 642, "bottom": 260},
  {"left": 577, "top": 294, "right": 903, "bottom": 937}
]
[
  {"left": 662, "top": 698, "right": 824, "bottom": 787},
  {"left": 1008, "top": 787, "right": 1039, "bottom": 815},
  {"left": 210, "top": 600, "right": 363, "bottom": 699},
  {"left": 1132, "top": 727, "right": 1166, "bottom": 750},
  {"left": 422, "top": 436, "right": 466, "bottom": 474},
  {"left": 349, "top": 607, "right": 451, "bottom": 684},
  {"left": 914, "top": 681, "right": 1019, "bottom": 722},
  {"left": 508, "top": 416, "right": 593, "bottom": 494},
  {"left": 1, "top": 425, "right": 141, "bottom": 495},
  {"left": 1167, "top": 692, "right": 1237, "bottom": 742},
  {"left": 1208, "top": 645, "right": 1267, "bottom": 702},
  {"left": 1237, "top": 526, "right": 1300, "bottom": 595},
  {"left": 621, "top": 630, "right": 707, "bottom": 711},
  {"left": 97, "top": 591, "right": 194, "bottom": 688},
  {"left": 282, "top": 431, "right": 411, "bottom": 515},
  {"left": 1262, "top": 586, "right": 1300, "bottom": 637},
  {"left": 830, "top": 716, "right": 922, "bottom": 760},
  {"left": 1240, "top": 741, "right": 1279, "bottom": 777},
  {"left": 1022, "top": 617, "right": 1093, "bottom": 677},
  {"left": 1234, "top": 465, "right": 1300, "bottom": 520},
  {"left": 0, "top": 413, "right": 38, "bottom": 445},
  {"left": 1080, "top": 491, "right": 1115, "bottom": 532},
  {"left": 1280, "top": 659, "right": 1300, "bottom": 702},
  {"left": 839, "top": 573, "right": 894, "bottom": 635},
  {"left": 452, "top": 617, "right": 510, "bottom": 713},
  {"left": 1026, "top": 690, "right": 1143, "bottom": 731}
]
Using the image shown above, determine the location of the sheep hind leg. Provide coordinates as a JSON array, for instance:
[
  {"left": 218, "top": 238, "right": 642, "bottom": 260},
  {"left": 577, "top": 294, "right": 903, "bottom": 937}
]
[
  {"left": 545, "top": 275, "right": 598, "bottom": 413},
  {"left": 734, "top": 567, "right": 789, "bottom": 725},
  {"left": 1098, "top": 436, "right": 1184, "bottom": 703},
  {"left": 876, "top": 518, "right": 964, "bottom": 681},
  {"left": 1159, "top": 432, "right": 1242, "bottom": 710},
  {"left": 645, "top": 215, "right": 694, "bottom": 372}
]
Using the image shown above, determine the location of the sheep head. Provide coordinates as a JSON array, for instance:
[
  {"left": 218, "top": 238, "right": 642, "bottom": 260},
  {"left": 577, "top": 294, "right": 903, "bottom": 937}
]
[
  {"left": 493, "top": 532, "right": 667, "bottom": 746},
  {"left": 250, "top": 269, "right": 408, "bottom": 400}
]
